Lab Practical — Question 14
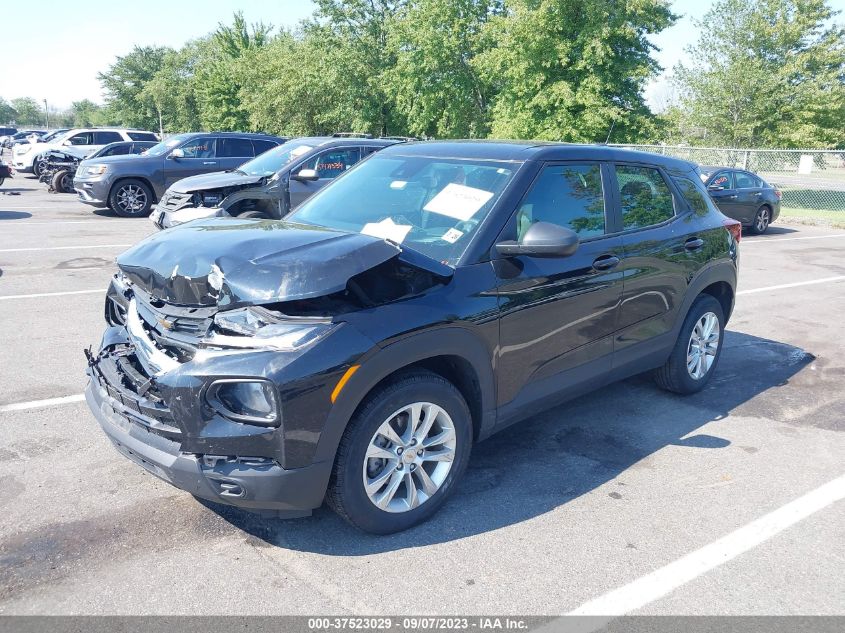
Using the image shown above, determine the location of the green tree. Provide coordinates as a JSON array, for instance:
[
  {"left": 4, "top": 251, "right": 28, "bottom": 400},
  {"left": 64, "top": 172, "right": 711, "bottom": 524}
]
[
  {"left": 239, "top": 30, "right": 368, "bottom": 136},
  {"left": 99, "top": 46, "right": 171, "bottom": 130},
  {"left": 306, "top": 0, "right": 409, "bottom": 135},
  {"left": 387, "top": 0, "right": 501, "bottom": 138},
  {"left": 141, "top": 42, "right": 205, "bottom": 134},
  {"left": 0, "top": 98, "right": 17, "bottom": 124},
  {"left": 68, "top": 99, "right": 103, "bottom": 127},
  {"left": 10, "top": 97, "right": 44, "bottom": 126},
  {"left": 477, "top": 0, "right": 676, "bottom": 142},
  {"left": 674, "top": 0, "right": 845, "bottom": 148},
  {"left": 194, "top": 12, "right": 273, "bottom": 131}
]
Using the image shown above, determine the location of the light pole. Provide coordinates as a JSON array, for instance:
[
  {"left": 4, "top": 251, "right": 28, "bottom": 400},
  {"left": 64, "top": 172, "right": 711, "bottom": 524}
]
[{"left": 44, "top": 99, "right": 50, "bottom": 130}]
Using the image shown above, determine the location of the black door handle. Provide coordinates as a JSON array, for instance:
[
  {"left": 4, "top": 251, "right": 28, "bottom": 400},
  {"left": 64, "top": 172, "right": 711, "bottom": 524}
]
[
  {"left": 593, "top": 255, "right": 620, "bottom": 271},
  {"left": 685, "top": 237, "right": 705, "bottom": 250}
]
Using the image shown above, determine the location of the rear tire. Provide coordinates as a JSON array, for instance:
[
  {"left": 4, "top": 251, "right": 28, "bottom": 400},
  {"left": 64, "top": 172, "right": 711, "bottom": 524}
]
[
  {"left": 32, "top": 157, "right": 44, "bottom": 178},
  {"left": 749, "top": 206, "right": 771, "bottom": 235},
  {"left": 110, "top": 179, "right": 154, "bottom": 217},
  {"left": 654, "top": 295, "right": 725, "bottom": 394},
  {"left": 327, "top": 370, "right": 472, "bottom": 534}
]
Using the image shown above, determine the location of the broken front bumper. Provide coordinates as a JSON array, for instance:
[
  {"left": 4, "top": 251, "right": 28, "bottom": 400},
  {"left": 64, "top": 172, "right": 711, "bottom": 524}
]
[
  {"left": 86, "top": 366, "right": 329, "bottom": 517},
  {"left": 150, "top": 205, "right": 224, "bottom": 229}
]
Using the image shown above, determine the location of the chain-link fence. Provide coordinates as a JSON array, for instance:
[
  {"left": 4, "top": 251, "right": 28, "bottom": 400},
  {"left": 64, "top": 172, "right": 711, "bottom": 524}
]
[{"left": 612, "top": 144, "right": 845, "bottom": 213}]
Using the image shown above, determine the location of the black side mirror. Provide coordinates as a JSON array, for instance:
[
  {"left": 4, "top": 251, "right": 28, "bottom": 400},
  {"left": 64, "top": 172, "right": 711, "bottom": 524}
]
[{"left": 496, "top": 222, "right": 580, "bottom": 258}]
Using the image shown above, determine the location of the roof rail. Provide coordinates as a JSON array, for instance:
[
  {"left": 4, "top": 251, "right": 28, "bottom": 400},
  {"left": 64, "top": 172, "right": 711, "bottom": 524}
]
[
  {"left": 332, "top": 132, "right": 373, "bottom": 139},
  {"left": 380, "top": 136, "right": 422, "bottom": 142}
]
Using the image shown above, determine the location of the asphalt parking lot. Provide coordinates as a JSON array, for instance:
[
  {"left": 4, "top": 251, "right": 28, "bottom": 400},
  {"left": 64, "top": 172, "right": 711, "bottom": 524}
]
[{"left": 0, "top": 166, "right": 843, "bottom": 616}]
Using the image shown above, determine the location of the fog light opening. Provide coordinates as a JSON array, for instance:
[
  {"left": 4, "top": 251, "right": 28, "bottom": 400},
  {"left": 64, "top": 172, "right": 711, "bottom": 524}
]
[{"left": 205, "top": 379, "right": 280, "bottom": 426}]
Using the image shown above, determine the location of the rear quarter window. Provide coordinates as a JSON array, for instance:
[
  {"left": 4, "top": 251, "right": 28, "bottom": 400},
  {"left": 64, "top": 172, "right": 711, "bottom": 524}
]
[{"left": 673, "top": 176, "right": 717, "bottom": 216}]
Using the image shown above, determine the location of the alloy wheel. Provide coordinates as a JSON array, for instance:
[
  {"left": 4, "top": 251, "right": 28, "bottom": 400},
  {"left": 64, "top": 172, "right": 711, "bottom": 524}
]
[
  {"left": 362, "top": 402, "right": 457, "bottom": 513},
  {"left": 756, "top": 208, "right": 770, "bottom": 232},
  {"left": 60, "top": 173, "right": 72, "bottom": 193},
  {"left": 686, "top": 311, "right": 720, "bottom": 380},
  {"left": 116, "top": 185, "right": 147, "bottom": 214}
]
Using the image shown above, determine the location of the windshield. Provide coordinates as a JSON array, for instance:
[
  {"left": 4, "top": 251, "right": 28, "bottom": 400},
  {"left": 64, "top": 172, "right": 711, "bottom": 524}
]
[
  {"left": 144, "top": 134, "right": 192, "bottom": 157},
  {"left": 288, "top": 155, "right": 519, "bottom": 266},
  {"left": 238, "top": 142, "right": 317, "bottom": 176},
  {"left": 42, "top": 130, "right": 63, "bottom": 142}
]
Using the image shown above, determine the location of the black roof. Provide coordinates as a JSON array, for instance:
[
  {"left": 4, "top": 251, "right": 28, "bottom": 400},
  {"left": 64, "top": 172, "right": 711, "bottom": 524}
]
[
  {"left": 178, "top": 131, "right": 288, "bottom": 141},
  {"left": 381, "top": 140, "right": 698, "bottom": 171},
  {"left": 289, "top": 136, "right": 402, "bottom": 148}
]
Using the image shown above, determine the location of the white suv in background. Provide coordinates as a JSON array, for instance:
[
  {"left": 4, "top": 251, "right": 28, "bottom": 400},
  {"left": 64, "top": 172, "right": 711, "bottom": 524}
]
[{"left": 12, "top": 128, "right": 158, "bottom": 176}]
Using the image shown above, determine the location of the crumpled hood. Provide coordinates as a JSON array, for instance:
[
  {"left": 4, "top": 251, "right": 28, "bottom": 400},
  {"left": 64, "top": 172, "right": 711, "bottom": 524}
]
[
  {"left": 169, "top": 170, "right": 264, "bottom": 193},
  {"left": 47, "top": 146, "right": 93, "bottom": 160},
  {"left": 117, "top": 219, "right": 402, "bottom": 307}
]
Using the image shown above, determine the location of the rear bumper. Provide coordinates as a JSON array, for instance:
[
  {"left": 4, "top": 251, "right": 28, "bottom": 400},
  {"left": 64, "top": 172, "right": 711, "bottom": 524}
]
[{"left": 85, "top": 371, "right": 330, "bottom": 517}]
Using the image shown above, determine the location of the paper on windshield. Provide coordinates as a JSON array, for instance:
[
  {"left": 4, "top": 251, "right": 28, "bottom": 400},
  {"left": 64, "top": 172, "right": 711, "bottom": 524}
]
[
  {"left": 423, "top": 183, "right": 494, "bottom": 222},
  {"left": 441, "top": 228, "right": 463, "bottom": 244},
  {"left": 361, "top": 217, "right": 413, "bottom": 244},
  {"left": 289, "top": 145, "right": 313, "bottom": 159}
]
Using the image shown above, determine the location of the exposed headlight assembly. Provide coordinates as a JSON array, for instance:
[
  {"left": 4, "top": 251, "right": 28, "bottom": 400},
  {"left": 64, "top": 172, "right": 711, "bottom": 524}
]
[
  {"left": 204, "top": 306, "right": 336, "bottom": 351},
  {"left": 81, "top": 164, "right": 108, "bottom": 177},
  {"left": 205, "top": 379, "right": 280, "bottom": 426}
]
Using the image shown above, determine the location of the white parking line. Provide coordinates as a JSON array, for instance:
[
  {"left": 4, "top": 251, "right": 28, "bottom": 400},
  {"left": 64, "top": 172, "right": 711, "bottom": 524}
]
[
  {"left": 742, "top": 233, "right": 845, "bottom": 244},
  {"left": 0, "top": 393, "right": 86, "bottom": 413},
  {"left": 0, "top": 289, "right": 103, "bottom": 300},
  {"left": 737, "top": 275, "right": 845, "bottom": 296},
  {"left": 0, "top": 243, "right": 130, "bottom": 253},
  {"left": 567, "top": 473, "right": 845, "bottom": 617}
]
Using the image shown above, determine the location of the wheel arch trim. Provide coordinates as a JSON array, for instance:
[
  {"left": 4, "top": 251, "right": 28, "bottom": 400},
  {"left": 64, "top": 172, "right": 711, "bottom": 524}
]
[{"left": 313, "top": 327, "right": 496, "bottom": 464}]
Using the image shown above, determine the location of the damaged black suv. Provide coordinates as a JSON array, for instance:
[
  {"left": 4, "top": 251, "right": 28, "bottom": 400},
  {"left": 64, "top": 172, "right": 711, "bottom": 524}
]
[{"left": 85, "top": 141, "right": 739, "bottom": 534}]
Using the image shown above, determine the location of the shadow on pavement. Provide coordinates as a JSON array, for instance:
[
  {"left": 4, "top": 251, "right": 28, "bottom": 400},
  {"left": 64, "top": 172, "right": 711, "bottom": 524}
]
[
  {"left": 207, "top": 330, "right": 814, "bottom": 553},
  {"left": 0, "top": 210, "right": 33, "bottom": 220},
  {"left": 744, "top": 225, "right": 798, "bottom": 237}
]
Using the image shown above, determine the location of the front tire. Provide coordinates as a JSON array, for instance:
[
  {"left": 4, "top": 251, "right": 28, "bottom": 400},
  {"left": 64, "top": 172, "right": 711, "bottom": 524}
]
[
  {"left": 327, "top": 371, "right": 473, "bottom": 534},
  {"left": 749, "top": 206, "right": 771, "bottom": 235},
  {"left": 110, "top": 179, "right": 153, "bottom": 217},
  {"left": 51, "top": 169, "right": 72, "bottom": 193},
  {"left": 654, "top": 295, "right": 725, "bottom": 394},
  {"left": 32, "top": 156, "right": 44, "bottom": 178}
]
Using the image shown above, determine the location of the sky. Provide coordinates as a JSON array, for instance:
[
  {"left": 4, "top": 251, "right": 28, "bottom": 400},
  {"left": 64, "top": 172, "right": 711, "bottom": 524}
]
[{"left": 1, "top": 0, "right": 844, "bottom": 113}]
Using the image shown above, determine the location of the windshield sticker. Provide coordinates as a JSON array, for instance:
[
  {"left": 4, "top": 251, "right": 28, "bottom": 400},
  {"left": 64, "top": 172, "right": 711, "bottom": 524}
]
[
  {"left": 441, "top": 228, "right": 463, "bottom": 244},
  {"left": 361, "top": 217, "right": 413, "bottom": 244},
  {"left": 423, "top": 183, "right": 494, "bottom": 222},
  {"left": 390, "top": 180, "right": 408, "bottom": 190},
  {"left": 289, "top": 145, "right": 312, "bottom": 159}
]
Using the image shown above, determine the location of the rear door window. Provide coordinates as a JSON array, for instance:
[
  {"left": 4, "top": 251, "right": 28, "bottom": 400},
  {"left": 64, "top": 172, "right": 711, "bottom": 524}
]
[
  {"left": 179, "top": 137, "right": 216, "bottom": 158},
  {"left": 252, "top": 139, "right": 278, "bottom": 155},
  {"left": 615, "top": 165, "right": 676, "bottom": 230},
  {"left": 734, "top": 171, "right": 761, "bottom": 189},
  {"left": 515, "top": 163, "right": 606, "bottom": 239},
  {"left": 128, "top": 132, "right": 157, "bottom": 141},
  {"left": 218, "top": 137, "right": 255, "bottom": 158},
  {"left": 94, "top": 131, "right": 123, "bottom": 144}
]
